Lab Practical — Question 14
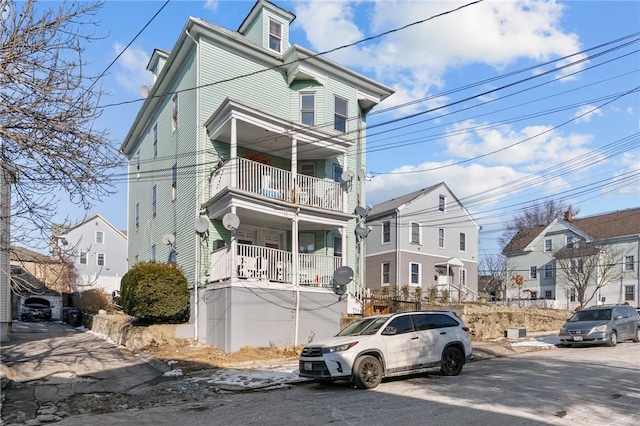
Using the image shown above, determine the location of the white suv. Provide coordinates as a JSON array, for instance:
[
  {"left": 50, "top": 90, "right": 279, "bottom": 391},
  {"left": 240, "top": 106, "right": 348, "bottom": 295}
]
[{"left": 299, "top": 310, "right": 473, "bottom": 389}]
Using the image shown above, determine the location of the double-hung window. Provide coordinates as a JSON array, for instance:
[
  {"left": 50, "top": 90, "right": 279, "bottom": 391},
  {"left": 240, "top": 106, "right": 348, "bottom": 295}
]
[
  {"left": 269, "top": 19, "right": 282, "bottom": 52},
  {"left": 80, "top": 252, "right": 87, "bottom": 265},
  {"left": 625, "top": 285, "right": 634, "bottom": 301},
  {"left": 529, "top": 266, "right": 537, "bottom": 279},
  {"left": 459, "top": 233, "right": 466, "bottom": 251},
  {"left": 171, "top": 163, "right": 178, "bottom": 201},
  {"left": 438, "top": 228, "right": 445, "bottom": 248},
  {"left": 410, "top": 222, "right": 420, "bottom": 244},
  {"left": 301, "top": 93, "right": 315, "bottom": 126},
  {"left": 96, "top": 231, "right": 104, "bottom": 244},
  {"left": 625, "top": 255, "right": 635, "bottom": 271},
  {"left": 171, "top": 94, "right": 178, "bottom": 132},
  {"left": 410, "top": 263, "right": 420, "bottom": 285},
  {"left": 97, "top": 253, "right": 105, "bottom": 266},
  {"left": 152, "top": 185, "right": 157, "bottom": 217},
  {"left": 382, "top": 221, "right": 390, "bottom": 244},
  {"left": 439, "top": 195, "right": 446, "bottom": 212},
  {"left": 544, "top": 239, "right": 552, "bottom": 252},
  {"left": 334, "top": 96, "right": 347, "bottom": 132},
  {"left": 153, "top": 124, "right": 158, "bottom": 157},
  {"left": 566, "top": 235, "right": 574, "bottom": 249},
  {"left": 381, "top": 262, "right": 390, "bottom": 286},
  {"left": 544, "top": 263, "right": 553, "bottom": 278}
]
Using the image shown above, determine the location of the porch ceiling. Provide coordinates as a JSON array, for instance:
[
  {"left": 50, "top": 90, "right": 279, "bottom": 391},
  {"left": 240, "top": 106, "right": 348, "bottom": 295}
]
[
  {"left": 205, "top": 98, "right": 350, "bottom": 160},
  {"left": 204, "top": 191, "right": 353, "bottom": 231}
]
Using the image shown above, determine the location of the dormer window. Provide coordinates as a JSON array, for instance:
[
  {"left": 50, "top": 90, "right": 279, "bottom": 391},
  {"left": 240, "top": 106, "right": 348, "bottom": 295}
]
[{"left": 269, "top": 19, "right": 282, "bottom": 53}]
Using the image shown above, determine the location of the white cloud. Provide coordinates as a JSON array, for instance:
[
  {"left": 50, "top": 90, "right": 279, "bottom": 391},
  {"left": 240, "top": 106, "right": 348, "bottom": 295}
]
[
  {"left": 442, "top": 119, "right": 595, "bottom": 170},
  {"left": 573, "top": 104, "right": 603, "bottom": 123},
  {"left": 113, "top": 43, "right": 153, "bottom": 96},
  {"left": 366, "top": 161, "right": 531, "bottom": 207},
  {"left": 609, "top": 151, "right": 640, "bottom": 196},
  {"left": 294, "top": 0, "right": 584, "bottom": 119},
  {"left": 204, "top": 0, "right": 218, "bottom": 12}
]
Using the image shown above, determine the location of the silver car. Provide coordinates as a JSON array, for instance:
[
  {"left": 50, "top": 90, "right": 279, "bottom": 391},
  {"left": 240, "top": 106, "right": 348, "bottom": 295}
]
[
  {"left": 559, "top": 305, "right": 640, "bottom": 347},
  {"left": 299, "top": 310, "right": 473, "bottom": 389}
]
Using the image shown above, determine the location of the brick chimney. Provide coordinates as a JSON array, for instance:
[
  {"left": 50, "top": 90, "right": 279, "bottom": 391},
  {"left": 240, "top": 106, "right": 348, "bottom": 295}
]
[{"left": 564, "top": 210, "right": 572, "bottom": 222}]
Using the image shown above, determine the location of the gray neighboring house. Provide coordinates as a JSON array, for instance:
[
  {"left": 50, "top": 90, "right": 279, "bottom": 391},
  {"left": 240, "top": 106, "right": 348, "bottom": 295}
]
[
  {"left": 119, "top": 0, "right": 393, "bottom": 352},
  {"left": 503, "top": 208, "right": 640, "bottom": 309},
  {"left": 51, "top": 214, "right": 128, "bottom": 295},
  {"left": 365, "top": 183, "right": 480, "bottom": 301}
]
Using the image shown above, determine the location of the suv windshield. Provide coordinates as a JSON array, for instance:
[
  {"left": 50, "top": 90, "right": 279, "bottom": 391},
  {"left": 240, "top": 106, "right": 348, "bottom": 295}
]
[
  {"left": 337, "top": 317, "right": 389, "bottom": 336},
  {"left": 570, "top": 309, "right": 611, "bottom": 322}
]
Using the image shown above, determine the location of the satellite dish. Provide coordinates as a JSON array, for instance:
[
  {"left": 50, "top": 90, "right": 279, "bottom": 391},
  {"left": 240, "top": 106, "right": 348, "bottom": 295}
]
[
  {"left": 139, "top": 85, "right": 150, "bottom": 98},
  {"left": 333, "top": 266, "right": 354, "bottom": 285},
  {"left": 341, "top": 169, "right": 355, "bottom": 183},
  {"left": 355, "top": 206, "right": 370, "bottom": 218},
  {"left": 162, "top": 233, "right": 175, "bottom": 246},
  {"left": 355, "top": 224, "right": 371, "bottom": 238},
  {"left": 222, "top": 212, "right": 240, "bottom": 230},
  {"left": 333, "top": 284, "right": 347, "bottom": 296},
  {"left": 195, "top": 217, "right": 209, "bottom": 234}
]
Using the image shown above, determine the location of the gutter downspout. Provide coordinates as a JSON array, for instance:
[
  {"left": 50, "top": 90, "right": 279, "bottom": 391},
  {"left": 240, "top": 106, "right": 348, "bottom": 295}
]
[
  {"left": 395, "top": 208, "right": 400, "bottom": 295},
  {"left": 186, "top": 29, "right": 201, "bottom": 341}
]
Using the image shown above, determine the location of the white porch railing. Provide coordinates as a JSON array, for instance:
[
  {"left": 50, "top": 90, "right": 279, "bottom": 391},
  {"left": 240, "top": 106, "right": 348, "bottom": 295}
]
[
  {"left": 209, "top": 157, "right": 343, "bottom": 212},
  {"left": 209, "top": 244, "right": 343, "bottom": 287}
]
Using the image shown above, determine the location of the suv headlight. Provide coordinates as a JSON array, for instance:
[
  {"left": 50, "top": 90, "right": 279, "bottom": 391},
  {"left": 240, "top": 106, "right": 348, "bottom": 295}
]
[
  {"left": 322, "top": 342, "right": 358, "bottom": 354},
  {"left": 592, "top": 324, "right": 608, "bottom": 333},
  {"left": 559, "top": 326, "right": 568, "bottom": 334}
]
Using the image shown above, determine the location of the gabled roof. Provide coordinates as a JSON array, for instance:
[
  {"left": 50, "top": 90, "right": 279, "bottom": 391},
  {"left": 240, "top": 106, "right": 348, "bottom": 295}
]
[
  {"left": 368, "top": 183, "right": 441, "bottom": 218},
  {"left": 10, "top": 246, "right": 56, "bottom": 264},
  {"left": 52, "top": 213, "right": 127, "bottom": 240},
  {"left": 503, "top": 207, "right": 640, "bottom": 254}
]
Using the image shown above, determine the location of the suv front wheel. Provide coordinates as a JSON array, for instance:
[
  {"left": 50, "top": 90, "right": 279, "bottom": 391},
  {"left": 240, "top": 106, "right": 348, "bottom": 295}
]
[
  {"left": 440, "top": 346, "right": 464, "bottom": 376},
  {"left": 606, "top": 331, "right": 618, "bottom": 347},
  {"left": 353, "top": 355, "right": 383, "bottom": 389}
]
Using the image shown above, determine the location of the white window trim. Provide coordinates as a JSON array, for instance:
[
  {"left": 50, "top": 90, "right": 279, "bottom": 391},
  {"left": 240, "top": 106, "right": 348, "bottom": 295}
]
[
  {"left": 544, "top": 239, "right": 552, "bottom": 252},
  {"left": 624, "top": 255, "right": 635, "bottom": 271},
  {"left": 334, "top": 96, "right": 348, "bottom": 133},
  {"left": 409, "top": 262, "right": 421, "bottom": 286},
  {"left": 459, "top": 232, "right": 466, "bottom": 252},
  {"left": 439, "top": 194, "right": 446, "bottom": 212},
  {"left": 79, "top": 252, "right": 87, "bottom": 265},
  {"left": 300, "top": 92, "right": 315, "bottom": 126},
  {"left": 382, "top": 221, "right": 391, "bottom": 244},
  {"left": 529, "top": 266, "right": 537, "bottom": 279},
  {"left": 96, "top": 231, "right": 104, "bottom": 244},
  {"left": 381, "top": 262, "right": 390, "bottom": 286},
  {"left": 410, "top": 222, "right": 421, "bottom": 244},
  {"left": 268, "top": 18, "right": 282, "bottom": 53},
  {"left": 438, "top": 228, "right": 445, "bottom": 249},
  {"left": 459, "top": 268, "right": 467, "bottom": 287},
  {"left": 96, "top": 253, "right": 105, "bottom": 266}
]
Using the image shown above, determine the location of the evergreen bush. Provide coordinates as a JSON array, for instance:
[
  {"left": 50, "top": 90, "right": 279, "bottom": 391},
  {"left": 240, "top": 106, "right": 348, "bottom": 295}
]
[{"left": 119, "top": 261, "right": 189, "bottom": 323}]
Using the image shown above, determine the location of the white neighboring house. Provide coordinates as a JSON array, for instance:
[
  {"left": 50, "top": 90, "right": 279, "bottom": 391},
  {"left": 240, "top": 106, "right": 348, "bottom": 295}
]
[
  {"left": 503, "top": 208, "right": 640, "bottom": 310},
  {"left": 51, "top": 214, "right": 127, "bottom": 296}
]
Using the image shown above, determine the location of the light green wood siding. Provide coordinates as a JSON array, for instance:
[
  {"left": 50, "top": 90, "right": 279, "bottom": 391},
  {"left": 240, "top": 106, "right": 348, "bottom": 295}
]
[
  {"left": 199, "top": 38, "right": 290, "bottom": 120},
  {"left": 127, "top": 51, "right": 199, "bottom": 288},
  {"left": 243, "top": 11, "right": 263, "bottom": 47}
]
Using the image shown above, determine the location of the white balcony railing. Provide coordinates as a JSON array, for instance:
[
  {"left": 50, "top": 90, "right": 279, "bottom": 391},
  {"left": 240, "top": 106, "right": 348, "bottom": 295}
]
[
  {"left": 209, "top": 244, "right": 343, "bottom": 287},
  {"left": 209, "top": 157, "right": 343, "bottom": 212}
]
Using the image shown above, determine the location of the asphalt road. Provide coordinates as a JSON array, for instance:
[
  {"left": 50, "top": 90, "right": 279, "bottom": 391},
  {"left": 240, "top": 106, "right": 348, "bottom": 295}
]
[
  {"left": 3, "top": 321, "right": 638, "bottom": 426},
  {"left": 53, "top": 339, "right": 639, "bottom": 426}
]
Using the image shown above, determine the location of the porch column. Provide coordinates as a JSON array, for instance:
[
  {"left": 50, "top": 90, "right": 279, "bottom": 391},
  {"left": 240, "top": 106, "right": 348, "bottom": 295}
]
[
  {"left": 342, "top": 152, "right": 348, "bottom": 213},
  {"left": 291, "top": 138, "right": 297, "bottom": 201},
  {"left": 230, "top": 205, "right": 237, "bottom": 279},
  {"left": 230, "top": 117, "right": 237, "bottom": 189}
]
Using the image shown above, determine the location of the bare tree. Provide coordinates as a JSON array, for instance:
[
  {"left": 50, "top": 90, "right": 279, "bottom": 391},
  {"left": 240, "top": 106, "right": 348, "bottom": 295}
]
[
  {"left": 0, "top": 0, "right": 121, "bottom": 249},
  {"left": 479, "top": 254, "right": 507, "bottom": 300},
  {"left": 499, "top": 199, "right": 580, "bottom": 250},
  {"left": 554, "top": 244, "right": 627, "bottom": 309}
]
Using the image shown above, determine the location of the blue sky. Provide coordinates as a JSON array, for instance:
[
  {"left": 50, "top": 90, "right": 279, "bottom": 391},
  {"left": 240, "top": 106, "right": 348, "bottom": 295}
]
[{"left": 50, "top": 0, "right": 639, "bottom": 258}]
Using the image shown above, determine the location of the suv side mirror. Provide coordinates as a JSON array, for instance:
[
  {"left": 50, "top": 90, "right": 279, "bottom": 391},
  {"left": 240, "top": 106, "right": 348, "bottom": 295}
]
[{"left": 382, "top": 326, "right": 397, "bottom": 336}]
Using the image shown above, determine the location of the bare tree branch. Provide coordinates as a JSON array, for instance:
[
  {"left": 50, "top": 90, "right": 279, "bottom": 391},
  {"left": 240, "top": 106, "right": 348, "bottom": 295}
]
[
  {"left": 0, "top": 0, "right": 122, "bottom": 250},
  {"left": 499, "top": 199, "right": 580, "bottom": 250}
]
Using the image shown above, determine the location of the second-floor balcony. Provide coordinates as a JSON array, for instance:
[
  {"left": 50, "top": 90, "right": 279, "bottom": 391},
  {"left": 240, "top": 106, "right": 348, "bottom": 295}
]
[
  {"left": 209, "top": 243, "right": 343, "bottom": 287},
  {"left": 209, "top": 157, "right": 344, "bottom": 212}
]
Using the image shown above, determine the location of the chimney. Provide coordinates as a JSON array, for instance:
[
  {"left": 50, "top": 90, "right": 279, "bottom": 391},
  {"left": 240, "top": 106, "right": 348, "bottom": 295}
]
[{"left": 564, "top": 210, "right": 572, "bottom": 222}]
